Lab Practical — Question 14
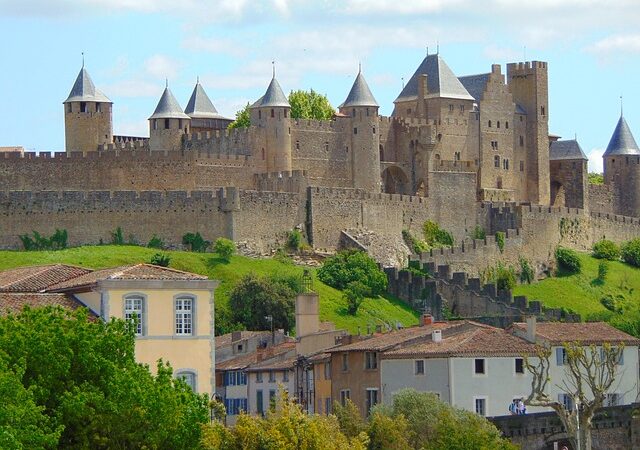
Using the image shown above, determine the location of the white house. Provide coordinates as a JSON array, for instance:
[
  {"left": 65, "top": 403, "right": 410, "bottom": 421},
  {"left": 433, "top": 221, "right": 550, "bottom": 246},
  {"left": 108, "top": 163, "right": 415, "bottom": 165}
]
[{"left": 245, "top": 355, "right": 296, "bottom": 416}]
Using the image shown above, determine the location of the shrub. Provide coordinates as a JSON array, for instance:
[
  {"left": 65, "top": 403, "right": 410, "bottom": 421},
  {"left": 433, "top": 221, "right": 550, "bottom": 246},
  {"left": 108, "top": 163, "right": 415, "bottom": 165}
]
[
  {"left": 472, "top": 226, "right": 486, "bottom": 240},
  {"left": 597, "top": 261, "right": 608, "bottom": 283},
  {"left": 182, "top": 232, "right": 210, "bottom": 253},
  {"left": 149, "top": 253, "right": 171, "bottom": 267},
  {"left": 555, "top": 247, "right": 582, "bottom": 274},
  {"left": 214, "top": 238, "right": 236, "bottom": 261},
  {"left": 147, "top": 235, "right": 164, "bottom": 249},
  {"left": 422, "top": 221, "right": 454, "bottom": 248},
  {"left": 344, "top": 281, "right": 368, "bottom": 315},
  {"left": 317, "top": 250, "right": 387, "bottom": 296},
  {"left": 495, "top": 231, "right": 505, "bottom": 253},
  {"left": 621, "top": 238, "right": 640, "bottom": 267},
  {"left": 519, "top": 257, "right": 534, "bottom": 284},
  {"left": 19, "top": 229, "right": 68, "bottom": 251},
  {"left": 402, "top": 230, "right": 429, "bottom": 255},
  {"left": 286, "top": 229, "right": 302, "bottom": 252},
  {"left": 496, "top": 264, "right": 516, "bottom": 291},
  {"left": 592, "top": 239, "right": 620, "bottom": 260},
  {"left": 111, "top": 226, "right": 125, "bottom": 245}
]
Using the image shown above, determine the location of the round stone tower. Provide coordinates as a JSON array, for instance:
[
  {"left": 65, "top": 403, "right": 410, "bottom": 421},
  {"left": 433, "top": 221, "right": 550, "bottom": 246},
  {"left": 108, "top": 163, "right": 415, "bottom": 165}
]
[
  {"left": 338, "top": 67, "right": 381, "bottom": 192},
  {"left": 250, "top": 74, "right": 292, "bottom": 172},
  {"left": 63, "top": 65, "right": 113, "bottom": 152},
  {"left": 603, "top": 114, "right": 640, "bottom": 217},
  {"left": 149, "top": 83, "right": 191, "bottom": 152}
]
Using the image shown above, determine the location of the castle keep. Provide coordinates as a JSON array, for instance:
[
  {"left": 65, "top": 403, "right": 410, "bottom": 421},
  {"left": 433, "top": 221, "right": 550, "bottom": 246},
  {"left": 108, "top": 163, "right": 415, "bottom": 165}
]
[{"left": 0, "top": 53, "right": 639, "bottom": 260}]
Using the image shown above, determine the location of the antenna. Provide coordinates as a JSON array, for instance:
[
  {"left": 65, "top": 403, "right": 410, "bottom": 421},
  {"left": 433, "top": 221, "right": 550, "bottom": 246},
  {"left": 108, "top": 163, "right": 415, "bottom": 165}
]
[
  {"left": 165, "top": 78, "right": 168, "bottom": 89},
  {"left": 197, "top": 75, "right": 199, "bottom": 84},
  {"left": 426, "top": 46, "right": 429, "bottom": 56},
  {"left": 358, "top": 61, "right": 362, "bottom": 73},
  {"left": 436, "top": 41, "right": 439, "bottom": 54}
]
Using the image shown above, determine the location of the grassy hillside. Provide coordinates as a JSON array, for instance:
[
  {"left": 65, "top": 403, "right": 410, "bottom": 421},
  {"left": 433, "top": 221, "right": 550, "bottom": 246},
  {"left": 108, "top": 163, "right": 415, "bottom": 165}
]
[
  {"left": 0, "top": 246, "right": 419, "bottom": 334},
  {"left": 514, "top": 252, "right": 640, "bottom": 334}
]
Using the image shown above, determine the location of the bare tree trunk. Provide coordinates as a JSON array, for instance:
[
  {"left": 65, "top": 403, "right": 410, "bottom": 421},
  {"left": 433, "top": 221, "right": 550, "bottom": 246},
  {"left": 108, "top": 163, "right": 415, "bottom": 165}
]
[{"left": 579, "top": 416, "right": 592, "bottom": 450}]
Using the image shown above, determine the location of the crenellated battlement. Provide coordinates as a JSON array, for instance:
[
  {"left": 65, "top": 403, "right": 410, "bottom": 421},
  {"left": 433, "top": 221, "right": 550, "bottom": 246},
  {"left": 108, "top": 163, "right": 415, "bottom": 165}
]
[
  {"left": 291, "top": 118, "right": 344, "bottom": 132},
  {"left": 506, "top": 60, "right": 547, "bottom": 76},
  {"left": 310, "top": 186, "right": 427, "bottom": 205},
  {"left": 255, "top": 170, "right": 309, "bottom": 193},
  {"left": 432, "top": 159, "right": 477, "bottom": 173}
]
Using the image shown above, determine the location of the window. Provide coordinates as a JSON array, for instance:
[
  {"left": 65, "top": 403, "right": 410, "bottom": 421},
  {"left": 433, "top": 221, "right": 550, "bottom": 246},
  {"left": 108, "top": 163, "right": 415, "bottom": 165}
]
[
  {"left": 366, "top": 108, "right": 370, "bottom": 117},
  {"left": 256, "top": 371, "right": 263, "bottom": 383},
  {"left": 460, "top": 104, "right": 465, "bottom": 113},
  {"left": 454, "top": 151, "right": 461, "bottom": 161},
  {"left": 558, "top": 394, "right": 573, "bottom": 411},
  {"left": 366, "top": 388, "right": 379, "bottom": 413},
  {"left": 474, "top": 358, "right": 486, "bottom": 375},
  {"left": 261, "top": 148, "right": 265, "bottom": 160},
  {"left": 67, "top": 103, "right": 72, "bottom": 113},
  {"left": 365, "top": 352, "right": 378, "bottom": 370},
  {"left": 80, "top": 102, "right": 87, "bottom": 113},
  {"left": 224, "top": 398, "right": 248, "bottom": 416},
  {"left": 449, "top": 104, "right": 454, "bottom": 112},
  {"left": 407, "top": 108, "right": 411, "bottom": 114},
  {"left": 520, "top": 161, "right": 524, "bottom": 172},
  {"left": 342, "top": 353, "right": 349, "bottom": 371},
  {"left": 270, "top": 108, "right": 274, "bottom": 118},
  {"left": 605, "top": 393, "right": 622, "bottom": 407},
  {"left": 175, "top": 297, "right": 193, "bottom": 335},
  {"left": 164, "top": 118, "right": 170, "bottom": 129},
  {"left": 491, "top": 140, "right": 498, "bottom": 150},
  {"left": 257, "top": 390, "right": 264, "bottom": 415},
  {"left": 258, "top": 110, "right": 262, "bottom": 120},
  {"left": 96, "top": 103, "right": 102, "bottom": 113},
  {"left": 153, "top": 119, "right": 158, "bottom": 130},
  {"left": 519, "top": 135, "right": 524, "bottom": 146},
  {"left": 497, "top": 121, "right": 501, "bottom": 128},
  {"left": 541, "top": 106, "right": 545, "bottom": 116},
  {"left": 353, "top": 127, "right": 358, "bottom": 135},
  {"left": 124, "top": 295, "right": 144, "bottom": 336},
  {"left": 494, "top": 155, "right": 500, "bottom": 168},
  {"left": 520, "top": 115, "right": 523, "bottom": 122},
  {"left": 475, "top": 398, "right": 486, "bottom": 416},
  {"left": 373, "top": 127, "right": 376, "bottom": 134},
  {"left": 503, "top": 159, "right": 509, "bottom": 170},
  {"left": 223, "top": 371, "right": 247, "bottom": 386},
  {"left": 324, "top": 361, "right": 331, "bottom": 380},
  {"left": 515, "top": 358, "right": 524, "bottom": 374},
  {"left": 352, "top": 108, "right": 356, "bottom": 117},
  {"left": 488, "top": 120, "right": 492, "bottom": 127},
  {"left": 340, "top": 389, "right": 350, "bottom": 406},
  {"left": 324, "top": 141, "right": 329, "bottom": 151},
  {"left": 269, "top": 371, "right": 275, "bottom": 382},
  {"left": 177, "top": 371, "right": 196, "bottom": 391},
  {"left": 284, "top": 109, "right": 288, "bottom": 118},
  {"left": 556, "top": 348, "right": 567, "bottom": 366},
  {"left": 415, "top": 360, "right": 425, "bottom": 375},
  {"left": 296, "top": 141, "right": 300, "bottom": 150},
  {"left": 282, "top": 370, "right": 289, "bottom": 382},
  {"left": 505, "top": 121, "right": 509, "bottom": 129},
  {"left": 325, "top": 397, "right": 332, "bottom": 414}
]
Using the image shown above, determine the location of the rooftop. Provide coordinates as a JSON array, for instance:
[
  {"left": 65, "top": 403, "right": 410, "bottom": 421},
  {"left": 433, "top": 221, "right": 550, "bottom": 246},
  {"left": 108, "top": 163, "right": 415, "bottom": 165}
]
[
  {"left": 458, "top": 73, "right": 490, "bottom": 102},
  {"left": 0, "top": 292, "right": 90, "bottom": 316},
  {"left": 0, "top": 264, "right": 91, "bottom": 293},
  {"left": 395, "top": 54, "right": 474, "bottom": 103},
  {"left": 215, "top": 330, "right": 273, "bottom": 349},
  {"left": 251, "top": 77, "right": 290, "bottom": 109},
  {"left": 512, "top": 322, "right": 640, "bottom": 345},
  {"left": 339, "top": 69, "right": 378, "bottom": 108},
  {"left": 384, "top": 324, "right": 537, "bottom": 359},
  {"left": 64, "top": 67, "right": 111, "bottom": 104},
  {"left": 216, "top": 341, "right": 296, "bottom": 371},
  {"left": 149, "top": 86, "right": 191, "bottom": 120},
  {"left": 550, "top": 139, "right": 588, "bottom": 161},
  {"left": 603, "top": 115, "right": 640, "bottom": 157},
  {"left": 184, "top": 82, "right": 229, "bottom": 120}
]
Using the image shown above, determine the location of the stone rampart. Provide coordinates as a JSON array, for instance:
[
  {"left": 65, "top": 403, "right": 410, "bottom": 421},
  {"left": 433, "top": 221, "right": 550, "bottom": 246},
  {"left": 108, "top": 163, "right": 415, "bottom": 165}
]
[
  {"left": 490, "top": 404, "right": 640, "bottom": 450},
  {"left": 255, "top": 170, "right": 309, "bottom": 193},
  {"left": 183, "top": 127, "right": 252, "bottom": 155}
]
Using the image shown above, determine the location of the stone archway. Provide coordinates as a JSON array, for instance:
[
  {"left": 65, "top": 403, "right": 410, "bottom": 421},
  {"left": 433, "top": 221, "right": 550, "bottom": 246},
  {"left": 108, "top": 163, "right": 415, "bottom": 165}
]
[
  {"left": 551, "top": 181, "right": 566, "bottom": 207},
  {"left": 382, "top": 166, "right": 410, "bottom": 194}
]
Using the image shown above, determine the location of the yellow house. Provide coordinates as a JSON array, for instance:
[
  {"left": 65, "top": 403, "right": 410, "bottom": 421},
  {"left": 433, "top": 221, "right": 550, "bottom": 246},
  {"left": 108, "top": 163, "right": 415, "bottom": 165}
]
[{"left": 0, "top": 263, "right": 218, "bottom": 395}]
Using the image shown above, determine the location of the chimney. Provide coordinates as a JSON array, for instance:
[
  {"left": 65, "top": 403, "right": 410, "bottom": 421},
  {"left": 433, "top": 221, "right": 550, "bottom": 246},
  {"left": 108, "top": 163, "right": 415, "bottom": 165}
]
[
  {"left": 432, "top": 329, "right": 442, "bottom": 343},
  {"left": 420, "top": 314, "right": 434, "bottom": 326},
  {"left": 231, "top": 330, "right": 242, "bottom": 342},
  {"left": 525, "top": 316, "right": 537, "bottom": 343},
  {"left": 295, "top": 292, "right": 320, "bottom": 338}
]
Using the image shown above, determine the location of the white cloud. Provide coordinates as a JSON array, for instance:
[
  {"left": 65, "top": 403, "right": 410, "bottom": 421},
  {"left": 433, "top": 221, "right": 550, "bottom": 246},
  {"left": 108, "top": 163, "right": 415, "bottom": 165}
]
[
  {"left": 181, "top": 36, "right": 247, "bottom": 56},
  {"left": 340, "top": 0, "right": 464, "bottom": 14},
  {"left": 587, "top": 34, "right": 640, "bottom": 56},
  {"left": 482, "top": 45, "right": 521, "bottom": 62},
  {"left": 144, "top": 54, "right": 181, "bottom": 80},
  {"left": 103, "top": 79, "right": 160, "bottom": 98},
  {"left": 587, "top": 148, "right": 604, "bottom": 173},
  {"left": 113, "top": 119, "right": 149, "bottom": 138}
]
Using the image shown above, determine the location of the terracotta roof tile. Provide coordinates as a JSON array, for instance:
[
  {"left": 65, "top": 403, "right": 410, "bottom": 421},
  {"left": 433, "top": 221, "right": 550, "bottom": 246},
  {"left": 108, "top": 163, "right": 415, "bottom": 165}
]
[
  {"left": 215, "top": 331, "right": 272, "bottom": 349},
  {"left": 384, "top": 325, "right": 537, "bottom": 359},
  {"left": 0, "top": 264, "right": 91, "bottom": 293},
  {"left": 512, "top": 322, "right": 640, "bottom": 346},
  {"left": 0, "top": 292, "right": 89, "bottom": 316},
  {"left": 47, "top": 264, "right": 207, "bottom": 291},
  {"left": 216, "top": 342, "right": 296, "bottom": 371},
  {"left": 327, "top": 322, "right": 460, "bottom": 353}
]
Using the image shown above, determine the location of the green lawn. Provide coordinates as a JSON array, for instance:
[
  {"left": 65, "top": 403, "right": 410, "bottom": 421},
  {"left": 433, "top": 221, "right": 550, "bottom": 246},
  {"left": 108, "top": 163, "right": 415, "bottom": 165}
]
[
  {"left": 0, "top": 246, "right": 419, "bottom": 334},
  {"left": 514, "top": 253, "right": 640, "bottom": 329}
]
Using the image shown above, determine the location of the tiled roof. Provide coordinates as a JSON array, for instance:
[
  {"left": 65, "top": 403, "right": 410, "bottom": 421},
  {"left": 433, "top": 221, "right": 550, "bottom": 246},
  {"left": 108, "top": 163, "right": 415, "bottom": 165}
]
[
  {"left": 215, "top": 330, "right": 272, "bottom": 349},
  {"left": 251, "top": 77, "right": 290, "bottom": 109},
  {"left": 247, "top": 355, "right": 297, "bottom": 371},
  {"left": 395, "top": 54, "right": 474, "bottom": 103},
  {"left": 603, "top": 116, "right": 640, "bottom": 157},
  {"left": 64, "top": 67, "right": 111, "bottom": 104},
  {"left": 216, "top": 342, "right": 295, "bottom": 371},
  {"left": 47, "top": 264, "right": 208, "bottom": 291},
  {"left": 0, "top": 264, "right": 91, "bottom": 293},
  {"left": 383, "top": 325, "right": 536, "bottom": 359},
  {"left": 149, "top": 87, "right": 191, "bottom": 120},
  {"left": 550, "top": 139, "right": 588, "bottom": 161},
  {"left": 458, "top": 73, "right": 490, "bottom": 102},
  {"left": 307, "top": 351, "right": 331, "bottom": 363},
  {"left": 327, "top": 322, "right": 457, "bottom": 353},
  {"left": 340, "top": 70, "right": 378, "bottom": 108},
  {"left": 184, "top": 82, "right": 229, "bottom": 120},
  {"left": 0, "top": 293, "right": 87, "bottom": 316},
  {"left": 512, "top": 322, "right": 640, "bottom": 345}
]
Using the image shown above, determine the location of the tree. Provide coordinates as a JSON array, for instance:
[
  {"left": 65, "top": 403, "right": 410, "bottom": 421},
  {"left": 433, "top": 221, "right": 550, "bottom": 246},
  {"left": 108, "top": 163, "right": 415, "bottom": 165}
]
[
  {"left": 317, "top": 250, "right": 387, "bottom": 296},
  {"left": 555, "top": 247, "right": 582, "bottom": 274},
  {"left": 621, "top": 238, "right": 640, "bottom": 267},
  {"left": 333, "top": 399, "right": 367, "bottom": 438},
  {"left": 229, "top": 273, "right": 298, "bottom": 332},
  {"left": 228, "top": 103, "right": 250, "bottom": 129},
  {"left": 0, "top": 306, "right": 210, "bottom": 449},
  {"left": 524, "top": 343, "right": 625, "bottom": 450},
  {"left": 288, "top": 89, "right": 335, "bottom": 120},
  {"left": 214, "top": 238, "right": 236, "bottom": 262},
  {"left": 344, "top": 281, "right": 367, "bottom": 315},
  {"left": 182, "top": 232, "right": 211, "bottom": 252},
  {"left": 367, "top": 409, "right": 411, "bottom": 450}
]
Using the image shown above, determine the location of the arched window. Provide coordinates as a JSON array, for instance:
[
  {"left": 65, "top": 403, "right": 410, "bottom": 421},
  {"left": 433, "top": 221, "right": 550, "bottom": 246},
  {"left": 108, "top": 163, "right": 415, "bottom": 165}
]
[
  {"left": 270, "top": 109, "right": 274, "bottom": 118},
  {"left": 488, "top": 120, "right": 492, "bottom": 128},
  {"left": 497, "top": 121, "right": 500, "bottom": 128},
  {"left": 258, "top": 110, "right": 262, "bottom": 120},
  {"left": 505, "top": 121, "right": 509, "bottom": 129},
  {"left": 379, "top": 144, "right": 384, "bottom": 161},
  {"left": 164, "top": 119, "right": 170, "bottom": 129}
]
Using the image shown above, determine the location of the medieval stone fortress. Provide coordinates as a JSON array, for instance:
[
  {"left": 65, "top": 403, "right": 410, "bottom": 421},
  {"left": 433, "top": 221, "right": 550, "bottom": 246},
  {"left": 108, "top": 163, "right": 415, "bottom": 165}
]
[{"left": 0, "top": 52, "right": 639, "bottom": 267}]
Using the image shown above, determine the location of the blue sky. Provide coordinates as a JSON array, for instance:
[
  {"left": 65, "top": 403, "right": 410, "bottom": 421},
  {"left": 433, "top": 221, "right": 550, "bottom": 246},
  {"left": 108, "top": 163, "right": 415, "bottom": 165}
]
[{"left": 1, "top": 0, "right": 639, "bottom": 173}]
